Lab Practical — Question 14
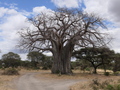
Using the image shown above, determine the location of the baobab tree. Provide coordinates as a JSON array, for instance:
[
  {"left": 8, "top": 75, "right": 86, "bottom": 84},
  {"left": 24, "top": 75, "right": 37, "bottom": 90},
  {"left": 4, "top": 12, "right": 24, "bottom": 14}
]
[{"left": 18, "top": 8, "right": 108, "bottom": 74}]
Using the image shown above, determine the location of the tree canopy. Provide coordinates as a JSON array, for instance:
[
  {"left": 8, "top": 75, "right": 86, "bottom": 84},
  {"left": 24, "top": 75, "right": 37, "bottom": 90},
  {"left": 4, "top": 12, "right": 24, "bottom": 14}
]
[
  {"left": 73, "top": 47, "right": 114, "bottom": 73},
  {"left": 27, "top": 51, "right": 45, "bottom": 68},
  {"left": 2, "top": 52, "right": 21, "bottom": 68}
]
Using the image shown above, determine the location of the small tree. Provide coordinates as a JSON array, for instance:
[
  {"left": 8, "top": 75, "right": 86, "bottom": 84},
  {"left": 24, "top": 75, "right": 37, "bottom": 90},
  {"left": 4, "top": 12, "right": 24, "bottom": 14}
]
[
  {"left": 2, "top": 52, "right": 21, "bottom": 68},
  {"left": 20, "top": 60, "right": 31, "bottom": 69},
  {"left": 113, "top": 53, "right": 120, "bottom": 72},
  {"left": 27, "top": 51, "right": 45, "bottom": 68},
  {"left": 42, "top": 56, "right": 53, "bottom": 70}
]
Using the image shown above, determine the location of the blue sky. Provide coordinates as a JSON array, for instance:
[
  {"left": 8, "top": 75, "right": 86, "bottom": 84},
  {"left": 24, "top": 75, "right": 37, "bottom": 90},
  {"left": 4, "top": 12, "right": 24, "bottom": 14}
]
[
  {"left": 0, "top": 0, "right": 120, "bottom": 60},
  {"left": 0, "top": 0, "right": 56, "bottom": 11}
]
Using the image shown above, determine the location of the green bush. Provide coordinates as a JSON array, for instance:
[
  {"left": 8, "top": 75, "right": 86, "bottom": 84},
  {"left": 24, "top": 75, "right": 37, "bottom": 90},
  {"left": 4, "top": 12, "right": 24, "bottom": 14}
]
[
  {"left": 116, "top": 84, "right": 120, "bottom": 90},
  {"left": 32, "top": 67, "right": 40, "bottom": 70},
  {"left": 42, "top": 66, "right": 48, "bottom": 70},
  {"left": 55, "top": 70, "right": 60, "bottom": 74},
  {"left": 104, "top": 72, "right": 110, "bottom": 76},
  {"left": 106, "top": 84, "right": 120, "bottom": 90},
  {"left": 106, "top": 84, "right": 114, "bottom": 90},
  {"left": 2, "top": 68, "right": 19, "bottom": 75},
  {"left": 85, "top": 67, "right": 91, "bottom": 71}
]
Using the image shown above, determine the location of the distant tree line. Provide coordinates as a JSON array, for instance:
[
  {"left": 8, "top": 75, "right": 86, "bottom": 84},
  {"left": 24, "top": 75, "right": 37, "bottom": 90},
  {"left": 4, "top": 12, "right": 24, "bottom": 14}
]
[
  {"left": 0, "top": 47, "right": 120, "bottom": 74},
  {"left": 0, "top": 51, "right": 53, "bottom": 70}
]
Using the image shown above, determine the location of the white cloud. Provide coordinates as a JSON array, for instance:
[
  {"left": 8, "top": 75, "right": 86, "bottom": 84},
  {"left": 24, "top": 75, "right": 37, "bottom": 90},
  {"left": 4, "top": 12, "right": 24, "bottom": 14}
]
[
  {"left": 107, "top": 28, "right": 120, "bottom": 53},
  {"left": 51, "top": 0, "right": 82, "bottom": 8},
  {"left": 84, "top": 0, "right": 110, "bottom": 19},
  {"left": 108, "top": 0, "right": 120, "bottom": 24},
  {"left": 83, "top": 0, "right": 120, "bottom": 53},
  {"left": 0, "top": 7, "right": 17, "bottom": 17},
  {"left": 84, "top": 0, "right": 120, "bottom": 26},
  {"left": 0, "top": 7, "right": 28, "bottom": 59},
  {"left": 0, "top": 6, "right": 53, "bottom": 60},
  {"left": 33, "top": 6, "right": 52, "bottom": 14}
]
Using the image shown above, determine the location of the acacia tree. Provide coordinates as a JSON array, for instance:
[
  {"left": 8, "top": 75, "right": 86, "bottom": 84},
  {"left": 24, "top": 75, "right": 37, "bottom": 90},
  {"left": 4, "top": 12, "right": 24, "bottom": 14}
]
[
  {"left": 18, "top": 8, "right": 108, "bottom": 74},
  {"left": 27, "top": 51, "right": 45, "bottom": 68},
  {"left": 73, "top": 47, "right": 114, "bottom": 74},
  {"left": 2, "top": 52, "right": 21, "bottom": 68},
  {"left": 113, "top": 53, "right": 120, "bottom": 72}
]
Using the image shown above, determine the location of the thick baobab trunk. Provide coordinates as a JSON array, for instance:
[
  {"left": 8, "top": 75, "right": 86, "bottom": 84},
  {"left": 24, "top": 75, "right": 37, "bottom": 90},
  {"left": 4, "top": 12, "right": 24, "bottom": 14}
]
[
  {"left": 51, "top": 42, "right": 74, "bottom": 74},
  {"left": 51, "top": 52, "right": 62, "bottom": 74}
]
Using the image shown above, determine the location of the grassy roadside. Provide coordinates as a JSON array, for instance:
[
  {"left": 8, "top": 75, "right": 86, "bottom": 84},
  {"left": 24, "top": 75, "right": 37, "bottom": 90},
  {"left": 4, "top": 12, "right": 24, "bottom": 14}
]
[
  {"left": 0, "top": 70, "right": 18, "bottom": 90},
  {"left": 36, "top": 69, "right": 120, "bottom": 90},
  {"left": 0, "top": 69, "right": 119, "bottom": 90},
  {"left": 70, "top": 75, "right": 120, "bottom": 90},
  {"left": 70, "top": 70, "right": 120, "bottom": 90},
  {"left": 0, "top": 69, "right": 43, "bottom": 90}
]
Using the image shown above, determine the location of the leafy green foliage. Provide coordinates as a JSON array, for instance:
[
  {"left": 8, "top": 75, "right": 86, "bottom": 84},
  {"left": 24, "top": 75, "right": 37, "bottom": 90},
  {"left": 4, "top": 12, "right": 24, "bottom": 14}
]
[
  {"left": 41, "top": 56, "right": 53, "bottom": 70},
  {"left": 27, "top": 51, "right": 53, "bottom": 70},
  {"left": 73, "top": 47, "right": 114, "bottom": 74},
  {"left": 113, "top": 71, "right": 119, "bottom": 76},
  {"left": 106, "top": 84, "right": 120, "bottom": 90},
  {"left": 2, "top": 52, "right": 21, "bottom": 68},
  {"left": 20, "top": 60, "right": 31, "bottom": 69},
  {"left": 113, "top": 53, "right": 120, "bottom": 72},
  {"left": 27, "top": 51, "right": 45, "bottom": 68}
]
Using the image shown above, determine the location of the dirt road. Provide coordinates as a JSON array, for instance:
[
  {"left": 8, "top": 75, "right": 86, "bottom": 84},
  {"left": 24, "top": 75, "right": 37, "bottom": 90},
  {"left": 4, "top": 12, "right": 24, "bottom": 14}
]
[{"left": 15, "top": 72, "right": 81, "bottom": 90}]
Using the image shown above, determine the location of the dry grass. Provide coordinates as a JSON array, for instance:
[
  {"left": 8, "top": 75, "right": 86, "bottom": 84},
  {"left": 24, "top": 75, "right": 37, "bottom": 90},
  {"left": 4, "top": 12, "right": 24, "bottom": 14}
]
[
  {"left": 0, "top": 68, "right": 119, "bottom": 90},
  {"left": 70, "top": 70, "right": 120, "bottom": 90},
  {"left": 36, "top": 69, "right": 120, "bottom": 90},
  {"left": 70, "top": 76, "right": 120, "bottom": 90},
  {"left": 0, "top": 69, "right": 43, "bottom": 90},
  {"left": 37, "top": 69, "right": 113, "bottom": 80},
  {"left": 0, "top": 70, "right": 18, "bottom": 90}
]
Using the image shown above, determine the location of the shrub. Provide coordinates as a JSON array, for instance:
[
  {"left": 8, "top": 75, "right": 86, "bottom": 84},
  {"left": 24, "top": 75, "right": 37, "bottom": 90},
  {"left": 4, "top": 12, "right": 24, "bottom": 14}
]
[
  {"left": 42, "top": 66, "right": 48, "bottom": 70},
  {"left": 85, "top": 67, "right": 91, "bottom": 71},
  {"left": 116, "top": 84, "right": 120, "bottom": 90},
  {"left": 104, "top": 72, "right": 110, "bottom": 76},
  {"left": 92, "top": 78, "right": 100, "bottom": 86},
  {"left": 106, "top": 84, "right": 120, "bottom": 90},
  {"left": 2, "top": 68, "right": 19, "bottom": 75},
  {"left": 106, "top": 84, "right": 114, "bottom": 90},
  {"left": 55, "top": 70, "right": 60, "bottom": 74},
  {"left": 32, "top": 67, "right": 40, "bottom": 70}
]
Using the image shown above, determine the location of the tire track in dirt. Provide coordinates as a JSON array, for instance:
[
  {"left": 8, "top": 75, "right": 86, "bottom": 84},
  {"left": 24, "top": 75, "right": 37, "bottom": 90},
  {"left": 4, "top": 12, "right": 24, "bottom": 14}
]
[{"left": 14, "top": 72, "right": 83, "bottom": 90}]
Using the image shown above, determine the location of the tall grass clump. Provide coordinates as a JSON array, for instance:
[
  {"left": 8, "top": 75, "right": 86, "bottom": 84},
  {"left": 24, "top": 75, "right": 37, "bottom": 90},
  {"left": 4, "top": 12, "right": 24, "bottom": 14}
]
[
  {"left": 2, "top": 68, "right": 19, "bottom": 75},
  {"left": 90, "top": 78, "right": 120, "bottom": 90}
]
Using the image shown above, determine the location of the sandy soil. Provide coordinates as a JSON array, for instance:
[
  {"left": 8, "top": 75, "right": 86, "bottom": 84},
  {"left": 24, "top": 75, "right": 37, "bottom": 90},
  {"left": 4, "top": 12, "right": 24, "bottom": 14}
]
[{"left": 14, "top": 72, "right": 82, "bottom": 90}]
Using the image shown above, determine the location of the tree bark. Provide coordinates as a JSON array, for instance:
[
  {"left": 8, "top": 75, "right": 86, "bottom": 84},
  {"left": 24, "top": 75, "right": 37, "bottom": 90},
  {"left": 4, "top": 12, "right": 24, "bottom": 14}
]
[
  {"left": 51, "top": 42, "right": 74, "bottom": 74},
  {"left": 93, "top": 67, "right": 97, "bottom": 74}
]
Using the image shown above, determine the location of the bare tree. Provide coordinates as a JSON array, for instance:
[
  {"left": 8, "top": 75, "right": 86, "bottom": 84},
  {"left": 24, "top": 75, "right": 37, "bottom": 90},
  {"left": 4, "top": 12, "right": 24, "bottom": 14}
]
[{"left": 18, "top": 8, "right": 107, "bottom": 74}]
